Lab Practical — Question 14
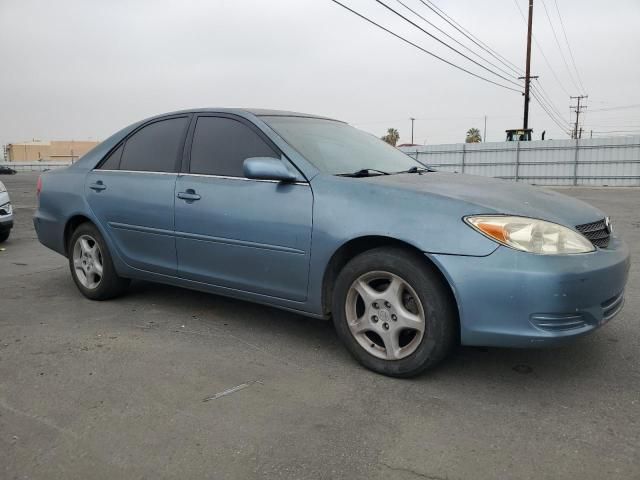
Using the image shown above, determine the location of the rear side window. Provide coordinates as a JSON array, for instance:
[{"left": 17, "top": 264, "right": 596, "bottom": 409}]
[
  {"left": 120, "top": 117, "right": 188, "bottom": 173},
  {"left": 189, "top": 117, "right": 278, "bottom": 177},
  {"left": 99, "top": 144, "right": 123, "bottom": 170}
]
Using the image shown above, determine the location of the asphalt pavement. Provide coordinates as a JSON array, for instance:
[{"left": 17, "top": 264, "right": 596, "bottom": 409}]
[{"left": 1, "top": 172, "right": 638, "bottom": 479}]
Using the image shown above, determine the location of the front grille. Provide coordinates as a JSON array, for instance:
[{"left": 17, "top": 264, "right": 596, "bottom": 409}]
[{"left": 575, "top": 219, "right": 610, "bottom": 248}]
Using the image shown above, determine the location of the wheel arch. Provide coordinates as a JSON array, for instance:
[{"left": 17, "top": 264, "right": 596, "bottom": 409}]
[
  {"left": 63, "top": 214, "right": 94, "bottom": 256},
  {"left": 321, "top": 236, "right": 460, "bottom": 327}
]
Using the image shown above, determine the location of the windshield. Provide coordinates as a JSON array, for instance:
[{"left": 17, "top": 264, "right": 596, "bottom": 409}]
[{"left": 262, "top": 116, "right": 423, "bottom": 175}]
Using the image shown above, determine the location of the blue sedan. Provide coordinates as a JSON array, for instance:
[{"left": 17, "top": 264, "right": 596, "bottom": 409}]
[{"left": 34, "top": 109, "right": 630, "bottom": 377}]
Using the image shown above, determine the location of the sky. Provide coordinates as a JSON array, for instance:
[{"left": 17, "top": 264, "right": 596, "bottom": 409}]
[{"left": 1, "top": 0, "right": 639, "bottom": 148}]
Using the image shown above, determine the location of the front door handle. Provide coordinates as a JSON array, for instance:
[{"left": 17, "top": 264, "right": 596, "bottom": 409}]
[
  {"left": 177, "top": 189, "right": 201, "bottom": 202},
  {"left": 89, "top": 181, "right": 106, "bottom": 191}
]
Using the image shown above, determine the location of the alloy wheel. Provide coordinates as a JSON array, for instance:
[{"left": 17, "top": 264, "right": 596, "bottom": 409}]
[
  {"left": 72, "top": 234, "right": 104, "bottom": 290},
  {"left": 345, "top": 271, "right": 426, "bottom": 360}
]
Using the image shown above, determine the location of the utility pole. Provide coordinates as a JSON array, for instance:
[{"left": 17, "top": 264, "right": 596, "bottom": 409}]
[
  {"left": 521, "top": 0, "right": 534, "bottom": 130},
  {"left": 483, "top": 115, "right": 487, "bottom": 142},
  {"left": 409, "top": 117, "right": 415, "bottom": 144},
  {"left": 570, "top": 95, "right": 588, "bottom": 139}
]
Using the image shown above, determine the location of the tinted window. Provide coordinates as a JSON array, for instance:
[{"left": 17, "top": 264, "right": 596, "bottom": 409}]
[
  {"left": 99, "top": 144, "right": 123, "bottom": 170},
  {"left": 120, "top": 117, "right": 188, "bottom": 172},
  {"left": 190, "top": 117, "right": 278, "bottom": 176}
]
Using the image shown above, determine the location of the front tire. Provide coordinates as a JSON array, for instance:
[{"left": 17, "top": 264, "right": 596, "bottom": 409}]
[
  {"left": 0, "top": 230, "right": 9, "bottom": 243},
  {"left": 332, "top": 247, "right": 457, "bottom": 377},
  {"left": 68, "top": 222, "right": 129, "bottom": 300}
]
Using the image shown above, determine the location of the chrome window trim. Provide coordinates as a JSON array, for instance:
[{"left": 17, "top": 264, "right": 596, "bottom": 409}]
[
  {"left": 93, "top": 169, "right": 309, "bottom": 185},
  {"left": 179, "top": 172, "right": 309, "bottom": 185},
  {"left": 94, "top": 169, "right": 178, "bottom": 175}
]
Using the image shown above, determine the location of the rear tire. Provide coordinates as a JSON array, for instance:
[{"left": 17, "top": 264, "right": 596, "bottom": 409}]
[
  {"left": 332, "top": 247, "right": 456, "bottom": 377},
  {"left": 68, "top": 222, "right": 129, "bottom": 300}
]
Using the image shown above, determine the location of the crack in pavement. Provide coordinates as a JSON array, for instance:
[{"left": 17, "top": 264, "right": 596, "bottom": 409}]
[
  {"left": 380, "top": 462, "right": 451, "bottom": 480},
  {"left": 0, "top": 397, "right": 80, "bottom": 440}
]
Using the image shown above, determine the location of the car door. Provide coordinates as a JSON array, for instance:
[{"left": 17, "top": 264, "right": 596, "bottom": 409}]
[
  {"left": 86, "top": 115, "right": 190, "bottom": 276},
  {"left": 174, "top": 114, "right": 313, "bottom": 302}
]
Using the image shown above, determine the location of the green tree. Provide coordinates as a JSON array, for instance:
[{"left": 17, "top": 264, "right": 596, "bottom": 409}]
[
  {"left": 465, "top": 128, "right": 482, "bottom": 143},
  {"left": 381, "top": 128, "right": 400, "bottom": 147}
]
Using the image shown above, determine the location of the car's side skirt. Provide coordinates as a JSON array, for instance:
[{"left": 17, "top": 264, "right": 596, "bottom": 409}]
[{"left": 119, "top": 262, "right": 328, "bottom": 320}]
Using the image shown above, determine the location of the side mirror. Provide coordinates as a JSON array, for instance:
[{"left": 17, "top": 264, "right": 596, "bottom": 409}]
[{"left": 243, "top": 157, "right": 297, "bottom": 182}]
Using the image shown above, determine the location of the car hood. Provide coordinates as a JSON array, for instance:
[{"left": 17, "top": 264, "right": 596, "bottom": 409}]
[{"left": 363, "top": 172, "right": 605, "bottom": 227}]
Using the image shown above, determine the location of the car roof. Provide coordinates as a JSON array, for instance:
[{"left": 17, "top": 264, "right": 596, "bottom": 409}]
[
  {"left": 144, "top": 108, "right": 344, "bottom": 123},
  {"left": 245, "top": 108, "right": 341, "bottom": 121}
]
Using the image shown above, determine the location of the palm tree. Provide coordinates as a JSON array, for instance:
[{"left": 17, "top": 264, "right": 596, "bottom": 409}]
[
  {"left": 381, "top": 128, "right": 400, "bottom": 147},
  {"left": 465, "top": 128, "right": 482, "bottom": 143}
]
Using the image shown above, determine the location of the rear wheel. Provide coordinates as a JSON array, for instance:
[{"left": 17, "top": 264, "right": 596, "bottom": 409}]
[
  {"left": 68, "top": 223, "right": 129, "bottom": 300},
  {"left": 332, "top": 247, "right": 456, "bottom": 377}
]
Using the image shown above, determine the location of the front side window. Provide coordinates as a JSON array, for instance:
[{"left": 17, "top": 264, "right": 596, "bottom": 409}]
[
  {"left": 262, "top": 116, "right": 422, "bottom": 175},
  {"left": 189, "top": 117, "right": 278, "bottom": 177},
  {"left": 119, "top": 117, "right": 188, "bottom": 173}
]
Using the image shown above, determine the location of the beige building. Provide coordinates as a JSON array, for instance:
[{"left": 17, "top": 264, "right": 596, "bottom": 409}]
[{"left": 6, "top": 140, "right": 100, "bottom": 162}]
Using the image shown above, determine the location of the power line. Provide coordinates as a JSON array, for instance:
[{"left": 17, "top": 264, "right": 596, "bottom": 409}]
[
  {"left": 591, "top": 129, "right": 640, "bottom": 134},
  {"left": 416, "top": 0, "right": 523, "bottom": 76},
  {"left": 372, "top": 0, "right": 523, "bottom": 88},
  {"left": 532, "top": 95, "right": 569, "bottom": 134},
  {"left": 411, "top": 0, "right": 563, "bottom": 134},
  {"left": 539, "top": 0, "right": 581, "bottom": 93},
  {"left": 589, "top": 103, "right": 640, "bottom": 113},
  {"left": 511, "top": 0, "right": 571, "bottom": 97},
  {"left": 532, "top": 83, "right": 564, "bottom": 120},
  {"left": 584, "top": 124, "right": 640, "bottom": 128},
  {"left": 351, "top": 113, "right": 524, "bottom": 125},
  {"left": 532, "top": 80, "right": 568, "bottom": 122},
  {"left": 532, "top": 89, "right": 569, "bottom": 132},
  {"left": 328, "top": 0, "right": 522, "bottom": 92},
  {"left": 394, "top": 0, "right": 519, "bottom": 80},
  {"left": 585, "top": 115, "right": 640, "bottom": 123},
  {"left": 531, "top": 89, "right": 571, "bottom": 134},
  {"left": 552, "top": 0, "right": 586, "bottom": 94},
  {"left": 530, "top": 84, "right": 567, "bottom": 123},
  {"left": 530, "top": 82, "right": 571, "bottom": 130}
]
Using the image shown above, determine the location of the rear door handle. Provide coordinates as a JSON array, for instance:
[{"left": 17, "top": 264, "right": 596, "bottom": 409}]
[
  {"left": 89, "top": 181, "right": 106, "bottom": 191},
  {"left": 177, "top": 189, "right": 201, "bottom": 201}
]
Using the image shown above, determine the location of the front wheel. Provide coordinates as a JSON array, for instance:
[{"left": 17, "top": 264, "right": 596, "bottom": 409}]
[
  {"left": 332, "top": 247, "right": 457, "bottom": 377},
  {"left": 68, "top": 223, "right": 129, "bottom": 300},
  {"left": 0, "top": 230, "right": 9, "bottom": 243}
]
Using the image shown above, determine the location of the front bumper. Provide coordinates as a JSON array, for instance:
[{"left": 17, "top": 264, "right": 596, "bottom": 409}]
[
  {"left": 0, "top": 199, "right": 12, "bottom": 231},
  {"left": 430, "top": 237, "right": 631, "bottom": 347},
  {"left": 0, "top": 216, "right": 13, "bottom": 232}
]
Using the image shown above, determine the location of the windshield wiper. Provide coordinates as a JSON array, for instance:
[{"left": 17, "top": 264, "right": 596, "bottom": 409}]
[
  {"left": 336, "top": 168, "right": 391, "bottom": 177},
  {"left": 395, "top": 166, "right": 431, "bottom": 174}
]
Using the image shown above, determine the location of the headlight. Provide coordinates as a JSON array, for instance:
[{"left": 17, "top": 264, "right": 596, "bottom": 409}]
[
  {"left": 0, "top": 181, "right": 6, "bottom": 193},
  {"left": 0, "top": 202, "right": 11, "bottom": 216},
  {"left": 465, "top": 215, "right": 595, "bottom": 254}
]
